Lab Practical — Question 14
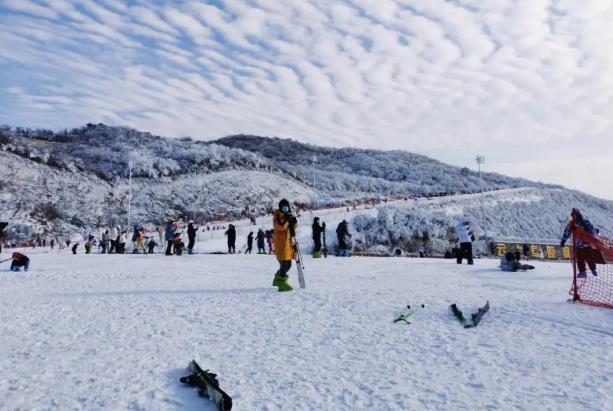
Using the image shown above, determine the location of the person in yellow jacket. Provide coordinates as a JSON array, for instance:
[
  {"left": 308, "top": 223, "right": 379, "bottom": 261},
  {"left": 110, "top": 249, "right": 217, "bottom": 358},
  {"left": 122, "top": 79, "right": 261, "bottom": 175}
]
[{"left": 272, "top": 199, "right": 298, "bottom": 292}]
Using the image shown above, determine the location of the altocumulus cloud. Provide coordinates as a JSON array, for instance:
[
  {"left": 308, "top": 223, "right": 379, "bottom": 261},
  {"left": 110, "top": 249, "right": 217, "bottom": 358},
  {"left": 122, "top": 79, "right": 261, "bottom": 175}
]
[{"left": 0, "top": 0, "right": 612, "bottom": 199}]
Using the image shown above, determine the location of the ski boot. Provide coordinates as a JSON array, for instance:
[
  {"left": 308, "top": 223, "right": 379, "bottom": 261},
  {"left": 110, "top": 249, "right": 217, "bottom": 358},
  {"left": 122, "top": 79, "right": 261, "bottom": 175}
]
[
  {"left": 277, "top": 276, "right": 293, "bottom": 292},
  {"left": 188, "top": 249, "right": 194, "bottom": 255},
  {"left": 272, "top": 271, "right": 282, "bottom": 287},
  {"left": 313, "top": 251, "right": 321, "bottom": 259},
  {"left": 577, "top": 271, "right": 587, "bottom": 278},
  {"left": 24, "top": 267, "right": 29, "bottom": 272},
  {"left": 10, "top": 266, "right": 19, "bottom": 272},
  {"left": 591, "top": 270, "right": 598, "bottom": 276}
]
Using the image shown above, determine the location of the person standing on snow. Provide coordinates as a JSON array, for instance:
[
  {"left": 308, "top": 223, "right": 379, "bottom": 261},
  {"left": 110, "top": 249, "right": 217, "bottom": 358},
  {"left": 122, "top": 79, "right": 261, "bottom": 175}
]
[
  {"left": 272, "top": 199, "right": 298, "bottom": 292},
  {"left": 101, "top": 229, "right": 109, "bottom": 254},
  {"left": 312, "top": 217, "right": 324, "bottom": 258},
  {"left": 336, "top": 220, "right": 351, "bottom": 257},
  {"left": 117, "top": 231, "right": 127, "bottom": 254},
  {"left": 225, "top": 224, "right": 237, "bottom": 254},
  {"left": 256, "top": 229, "right": 266, "bottom": 254},
  {"left": 456, "top": 218, "right": 475, "bottom": 265},
  {"left": 561, "top": 208, "right": 601, "bottom": 278},
  {"left": 246, "top": 231, "right": 254, "bottom": 254},
  {"left": 265, "top": 230, "right": 274, "bottom": 254},
  {"left": 187, "top": 221, "right": 198, "bottom": 255},
  {"left": 165, "top": 221, "right": 174, "bottom": 256}
]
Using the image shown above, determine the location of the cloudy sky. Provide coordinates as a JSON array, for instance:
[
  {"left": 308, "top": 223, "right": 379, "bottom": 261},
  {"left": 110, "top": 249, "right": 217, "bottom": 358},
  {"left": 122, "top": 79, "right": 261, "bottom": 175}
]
[{"left": 1, "top": 0, "right": 612, "bottom": 200}]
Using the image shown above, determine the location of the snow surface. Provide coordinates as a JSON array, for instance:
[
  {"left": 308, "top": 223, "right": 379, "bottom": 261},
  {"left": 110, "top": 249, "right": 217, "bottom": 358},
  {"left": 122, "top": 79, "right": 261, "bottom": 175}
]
[{"left": 0, "top": 251, "right": 611, "bottom": 410}]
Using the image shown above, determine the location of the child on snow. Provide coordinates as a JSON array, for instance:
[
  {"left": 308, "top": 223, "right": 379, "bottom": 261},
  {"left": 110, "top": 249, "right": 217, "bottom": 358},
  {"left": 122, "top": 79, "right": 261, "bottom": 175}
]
[
  {"left": 147, "top": 238, "right": 157, "bottom": 254},
  {"left": 272, "top": 199, "right": 298, "bottom": 292},
  {"left": 9, "top": 252, "right": 30, "bottom": 271}
]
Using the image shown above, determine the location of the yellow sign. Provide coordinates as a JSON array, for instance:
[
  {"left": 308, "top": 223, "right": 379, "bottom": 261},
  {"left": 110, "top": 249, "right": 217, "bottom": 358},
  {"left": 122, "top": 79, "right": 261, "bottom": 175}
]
[
  {"left": 562, "top": 246, "right": 571, "bottom": 260},
  {"left": 531, "top": 245, "right": 540, "bottom": 258},
  {"left": 496, "top": 243, "right": 506, "bottom": 256},
  {"left": 546, "top": 246, "right": 557, "bottom": 259}
]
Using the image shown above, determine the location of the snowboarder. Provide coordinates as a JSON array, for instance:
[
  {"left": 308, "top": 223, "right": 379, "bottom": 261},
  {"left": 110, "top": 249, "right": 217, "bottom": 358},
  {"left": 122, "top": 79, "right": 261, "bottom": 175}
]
[
  {"left": 455, "top": 218, "right": 475, "bottom": 265},
  {"left": 225, "top": 224, "right": 236, "bottom": 254},
  {"left": 312, "top": 217, "right": 324, "bottom": 258},
  {"left": 246, "top": 231, "right": 254, "bottom": 254},
  {"left": 272, "top": 199, "right": 298, "bottom": 292},
  {"left": 561, "top": 208, "right": 601, "bottom": 278},
  {"left": 336, "top": 220, "right": 351, "bottom": 257},
  {"left": 256, "top": 229, "right": 266, "bottom": 254},
  {"left": 500, "top": 251, "right": 535, "bottom": 272},
  {"left": 187, "top": 221, "right": 198, "bottom": 255},
  {"left": 9, "top": 252, "right": 29, "bottom": 272},
  {"left": 165, "top": 221, "right": 174, "bottom": 256}
]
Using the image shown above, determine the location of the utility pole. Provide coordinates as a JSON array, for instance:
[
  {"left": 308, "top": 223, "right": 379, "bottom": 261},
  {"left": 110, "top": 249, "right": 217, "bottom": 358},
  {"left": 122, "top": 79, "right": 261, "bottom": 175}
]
[{"left": 475, "top": 155, "right": 487, "bottom": 238}]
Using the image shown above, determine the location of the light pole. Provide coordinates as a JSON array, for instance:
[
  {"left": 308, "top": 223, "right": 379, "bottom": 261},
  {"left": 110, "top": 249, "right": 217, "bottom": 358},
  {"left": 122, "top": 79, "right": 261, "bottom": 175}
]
[
  {"left": 128, "top": 155, "right": 133, "bottom": 230},
  {"left": 312, "top": 155, "right": 317, "bottom": 209},
  {"left": 475, "top": 155, "right": 487, "bottom": 238}
]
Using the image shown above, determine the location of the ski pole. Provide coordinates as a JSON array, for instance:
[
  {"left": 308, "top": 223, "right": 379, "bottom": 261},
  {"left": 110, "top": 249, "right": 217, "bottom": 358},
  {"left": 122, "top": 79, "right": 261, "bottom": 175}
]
[{"left": 0, "top": 257, "right": 12, "bottom": 264}]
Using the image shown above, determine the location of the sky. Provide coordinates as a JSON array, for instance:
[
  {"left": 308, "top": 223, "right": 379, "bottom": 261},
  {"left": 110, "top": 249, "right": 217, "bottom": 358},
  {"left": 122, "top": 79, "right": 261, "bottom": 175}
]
[{"left": 1, "top": 0, "right": 612, "bottom": 200}]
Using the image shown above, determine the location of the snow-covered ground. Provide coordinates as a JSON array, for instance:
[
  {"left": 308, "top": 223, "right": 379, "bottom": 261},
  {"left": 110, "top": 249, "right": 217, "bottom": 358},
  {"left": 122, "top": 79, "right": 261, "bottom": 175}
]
[{"left": 0, "top": 251, "right": 611, "bottom": 410}]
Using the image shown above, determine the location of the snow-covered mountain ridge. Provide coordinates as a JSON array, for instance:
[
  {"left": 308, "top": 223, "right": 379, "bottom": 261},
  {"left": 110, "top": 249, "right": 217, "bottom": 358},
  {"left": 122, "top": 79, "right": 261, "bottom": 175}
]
[{"left": 0, "top": 124, "right": 611, "bottom": 242}]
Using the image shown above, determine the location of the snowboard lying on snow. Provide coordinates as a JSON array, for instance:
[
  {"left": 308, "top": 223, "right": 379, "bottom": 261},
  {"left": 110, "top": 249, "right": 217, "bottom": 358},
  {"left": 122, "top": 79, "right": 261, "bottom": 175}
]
[{"left": 180, "top": 360, "right": 233, "bottom": 411}]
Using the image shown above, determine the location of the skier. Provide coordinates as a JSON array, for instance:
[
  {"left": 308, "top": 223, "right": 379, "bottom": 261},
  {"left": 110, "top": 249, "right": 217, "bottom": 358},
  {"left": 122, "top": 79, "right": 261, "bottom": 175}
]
[
  {"left": 312, "top": 217, "right": 324, "bottom": 258},
  {"left": 246, "top": 231, "right": 254, "bottom": 254},
  {"left": 561, "top": 208, "right": 600, "bottom": 278},
  {"left": 9, "top": 252, "right": 29, "bottom": 272},
  {"left": 187, "top": 221, "right": 198, "bottom": 255},
  {"left": 165, "top": 221, "right": 174, "bottom": 256},
  {"left": 336, "top": 220, "right": 351, "bottom": 257},
  {"left": 225, "top": 224, "right": 236, "bottom": 254},
  {"left": 256, "top": 229, "right": 266, "bottom": 254},
  {"left": 500, "top": 250, "right": 535, "bottom": 272},
  {"left": 455, "top": 218, "right": 475, "bottom": 265},
  {"left": 272, "top": 199, "right": 298, "bottom": 292}
]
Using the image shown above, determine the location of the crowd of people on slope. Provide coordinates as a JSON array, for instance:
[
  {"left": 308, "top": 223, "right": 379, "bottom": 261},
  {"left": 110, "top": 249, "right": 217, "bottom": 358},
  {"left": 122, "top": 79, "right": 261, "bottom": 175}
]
[{"left": 1, "top": 206, "right": 607, "bottom": 287}]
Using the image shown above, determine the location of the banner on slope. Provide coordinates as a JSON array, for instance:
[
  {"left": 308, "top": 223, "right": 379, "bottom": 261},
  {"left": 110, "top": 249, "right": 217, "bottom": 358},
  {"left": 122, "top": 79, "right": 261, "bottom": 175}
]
[{"left": 494, "top": 242, "right": 571, "bottom": 261}]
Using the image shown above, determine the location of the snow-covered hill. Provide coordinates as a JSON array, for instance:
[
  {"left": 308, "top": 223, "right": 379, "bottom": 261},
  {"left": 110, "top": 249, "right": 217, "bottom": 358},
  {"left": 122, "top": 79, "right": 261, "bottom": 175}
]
[{"left": 1, "top": 124, "right": 611, "bottom": 243}]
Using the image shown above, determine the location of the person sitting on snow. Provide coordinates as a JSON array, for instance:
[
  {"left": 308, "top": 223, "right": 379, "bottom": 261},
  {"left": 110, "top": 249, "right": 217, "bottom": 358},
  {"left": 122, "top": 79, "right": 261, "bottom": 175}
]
[
  {"left": 500, "top": 251, "right": 535, "bottom": 272},
  {"left": 10, "top": 252, "right": 30, "bottom": 272}
]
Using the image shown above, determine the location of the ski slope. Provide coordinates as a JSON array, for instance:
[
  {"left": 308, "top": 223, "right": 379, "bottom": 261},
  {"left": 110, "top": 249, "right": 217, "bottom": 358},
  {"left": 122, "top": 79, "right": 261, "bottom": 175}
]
[{"left": 0, "top": 252, "right": 611, "bottom": 410}]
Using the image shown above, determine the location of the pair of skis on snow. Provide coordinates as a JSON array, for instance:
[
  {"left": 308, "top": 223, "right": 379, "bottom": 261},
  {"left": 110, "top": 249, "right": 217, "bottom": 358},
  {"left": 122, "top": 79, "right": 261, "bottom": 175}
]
[
  {"left": 393, "top": 301, "right": 490, "bottom": 328},
  {"left": 450, "top": 301, "right": 490, "bottom": 328},
  {"left": 180, "top": 360, "right": 233, "bottom": 411}
]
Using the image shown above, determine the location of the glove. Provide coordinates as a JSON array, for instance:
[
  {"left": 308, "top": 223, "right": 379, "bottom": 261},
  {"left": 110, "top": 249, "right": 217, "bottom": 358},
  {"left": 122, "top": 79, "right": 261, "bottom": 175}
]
[
  {"left": 560, "top": 240, "right": 565, "bottom": 247},
  {"left": 322, "top": 222, "right": 326, "bottom": 228}
]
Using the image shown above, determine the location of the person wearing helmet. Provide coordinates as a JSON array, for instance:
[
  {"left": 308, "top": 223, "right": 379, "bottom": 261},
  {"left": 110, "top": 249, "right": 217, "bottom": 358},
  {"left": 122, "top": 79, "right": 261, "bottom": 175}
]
[{"left": 272, "top": 199, "right": 298, "bottom": 292}]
